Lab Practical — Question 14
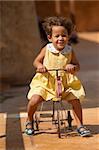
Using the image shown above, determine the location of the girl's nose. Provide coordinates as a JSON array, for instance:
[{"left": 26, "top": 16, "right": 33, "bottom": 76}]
[{"left": 58, "top": 36, "right": 63, "bottom": 40}]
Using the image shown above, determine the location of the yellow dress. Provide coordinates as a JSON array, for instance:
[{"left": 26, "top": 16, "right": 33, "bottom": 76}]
[{"left": 27, "top": 43, "right": 85, "bottom": 101}]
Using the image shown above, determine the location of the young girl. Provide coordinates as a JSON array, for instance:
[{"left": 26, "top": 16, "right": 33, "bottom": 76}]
[{"left": 25, "top": 16, "right": 91, "bottom": 137}]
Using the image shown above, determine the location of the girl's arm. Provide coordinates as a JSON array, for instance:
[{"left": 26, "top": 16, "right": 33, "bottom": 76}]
[
  {"left": 33, "top": 46, "right": 46, "bottom": 72},
  {"left": 65, "top": 50, "right": 80, "bottom": 73},
  {"left": 71, "top": 50, "right": 80, "bottom": 71}
]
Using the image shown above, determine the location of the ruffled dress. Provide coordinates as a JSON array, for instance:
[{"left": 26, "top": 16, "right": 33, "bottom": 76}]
[{"left": 27, "top": 43, "right": 85, "bottom": 101}]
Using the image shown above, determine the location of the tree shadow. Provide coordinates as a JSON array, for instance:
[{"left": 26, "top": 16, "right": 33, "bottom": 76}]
[
  {"left": 6, "top": 117, "right": 25, "bottom": 150},
  {"left": 0, "top": 86, "right": 28, "bottom": 150},
  {"left": 85, "top": 124, "right": 99, "bottom": 135}
]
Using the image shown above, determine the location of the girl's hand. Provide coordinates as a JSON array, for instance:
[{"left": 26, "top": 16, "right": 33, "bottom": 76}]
[
  {"left": 36, "top": 64, "right": 47, "bottom": 73},
  {"left": 65, "top": 64, "right": 76, "bottom": 74}
]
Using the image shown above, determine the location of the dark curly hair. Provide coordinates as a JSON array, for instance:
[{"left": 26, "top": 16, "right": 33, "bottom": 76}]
[{"left": 42, "top": 16, "right": 74, "bottom": 36}]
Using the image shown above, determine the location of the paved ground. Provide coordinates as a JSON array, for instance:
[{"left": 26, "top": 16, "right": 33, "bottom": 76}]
[{"left": 0, "top": 32, "right": 99, "bottom": 150}]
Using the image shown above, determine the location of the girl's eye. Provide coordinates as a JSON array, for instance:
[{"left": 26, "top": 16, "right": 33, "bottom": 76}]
[
  {"left": 55, "top": 35, "right": 67, "bottom": 38},
  {"left": 62, "top": 35, "right": 67, "bottom": 37},
  {"left": 55, "top": 35, "right": 59, "bottom": 38}
]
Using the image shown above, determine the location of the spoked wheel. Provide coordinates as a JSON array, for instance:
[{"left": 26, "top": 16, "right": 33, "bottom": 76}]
[
  {"left": 57, "top": 109, "right": 62, "bottom": 138},
  {"left": 57, "top": 109, "right": 68, "bottom": 138},
  {"left": 34, "top": 113, "right": 39, "bottom": 131},
  {"left": 53, "top": 101, "right": 66, "bottom": 138},
  {"left": 66, "top": 110, "right": 73, "bottom": 131}
]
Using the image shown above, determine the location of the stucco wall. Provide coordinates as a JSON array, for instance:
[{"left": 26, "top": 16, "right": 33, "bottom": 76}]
[
  {"left": 35, "top": 1, "right": 99, "bottom": 32},
  {"left": 0, "top": 1, "right": 41, "bottom": 88}
]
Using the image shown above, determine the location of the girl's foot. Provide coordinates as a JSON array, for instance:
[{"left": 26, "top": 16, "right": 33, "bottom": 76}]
[
  {"left": 25, "top": 121, "right": 34, "bottom": 135},
  {"left": 77, "top": 125, "right": 91, "bottom": 137}
]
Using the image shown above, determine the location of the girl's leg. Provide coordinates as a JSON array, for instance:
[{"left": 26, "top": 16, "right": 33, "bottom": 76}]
[
  {"left": 68, "top": 99, "right": 83, "bottom": 128},
  {"left": 25, "top": 95, "right": 44, "bottom": 135},
  {"left": 27, "top": 95, "right": 44, "bottom": 122},
  {"left": 68, "top": 99, "right": 91, "bottom": 137}
]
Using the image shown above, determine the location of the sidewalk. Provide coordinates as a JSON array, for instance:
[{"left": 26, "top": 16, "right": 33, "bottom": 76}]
[
  {"left": 78, "top": 32, "right": 99, "bottom": 43},
  {"left": 0, "top": 86, "right": 99, "bottom": 150},
  {"left": 0, "top": 32, "right": 99, "bottom": 150}
]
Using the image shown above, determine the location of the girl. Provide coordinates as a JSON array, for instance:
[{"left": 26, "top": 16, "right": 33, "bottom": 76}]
[{"left": 25, "top": 16, "right": 91, "bottom": 137}]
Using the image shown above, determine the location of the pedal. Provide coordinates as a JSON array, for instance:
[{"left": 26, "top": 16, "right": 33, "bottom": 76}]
[{"left": 40, "top": 113, "right": 52, "bottom": 118}]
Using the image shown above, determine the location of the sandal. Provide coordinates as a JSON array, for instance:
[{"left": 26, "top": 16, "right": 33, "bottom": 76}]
[
  {"left": 25, "top": 121, "right": 34, "bottom": 135},
  {"left": 77, "top": 125, "right": 91, "bottom": 137}
]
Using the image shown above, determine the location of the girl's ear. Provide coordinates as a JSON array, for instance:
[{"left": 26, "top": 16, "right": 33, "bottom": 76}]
[{"left": 47, "top": 35, "right": 52, "bottom": 42}]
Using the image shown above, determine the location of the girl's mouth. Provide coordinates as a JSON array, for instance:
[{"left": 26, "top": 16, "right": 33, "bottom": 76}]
[
  {"left": 57, "top": 40, "right": 64, "bottom": 44},
  {"left": 58, "top": 42, "right": 64, "bottom": 46}
]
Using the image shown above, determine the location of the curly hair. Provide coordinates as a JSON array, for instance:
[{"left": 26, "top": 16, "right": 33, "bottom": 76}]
[{"left": 42, "top": 16, "right": 74, "bottom": 36}]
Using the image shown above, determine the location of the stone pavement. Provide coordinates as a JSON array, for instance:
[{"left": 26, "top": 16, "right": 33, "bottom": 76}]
[{"left": 0, "top": 32, "right": 99, "bottom": 150}]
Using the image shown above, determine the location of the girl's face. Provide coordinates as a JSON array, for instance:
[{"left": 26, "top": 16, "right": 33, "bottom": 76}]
[{"left": 48, "top": 26, "right": 69, "bottom": 51}]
